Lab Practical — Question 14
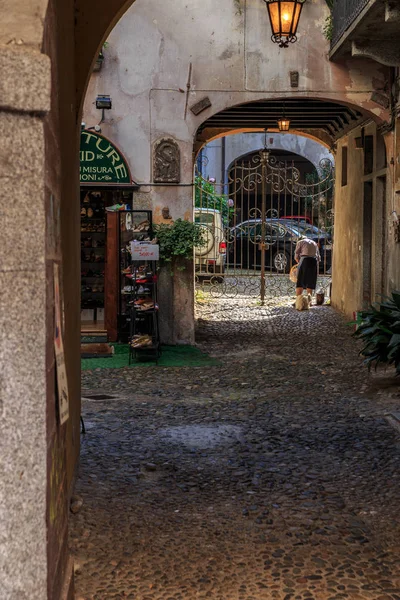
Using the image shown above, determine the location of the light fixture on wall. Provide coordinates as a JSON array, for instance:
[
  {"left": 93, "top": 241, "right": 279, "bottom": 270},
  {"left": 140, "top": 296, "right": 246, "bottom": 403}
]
[
  {"left": 260, "top": 129, "right": 271, "bottom": 164},
  {"left": 96, "top": 95, "right": 112, "bottom": 110},
  {"left": 263, "top": 0, "right": 306, "bottom": 48},
  {"left": 95, "top": 94, "right": 112, "bottom": 123},
  {"left": 277, "top": 104, "right": 290, "bottom": 131}
]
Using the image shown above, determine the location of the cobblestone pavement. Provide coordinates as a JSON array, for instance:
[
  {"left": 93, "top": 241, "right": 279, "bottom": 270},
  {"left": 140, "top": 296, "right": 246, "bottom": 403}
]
[{"left": 72, "top": 293, "right": 400, "bottom": 600}]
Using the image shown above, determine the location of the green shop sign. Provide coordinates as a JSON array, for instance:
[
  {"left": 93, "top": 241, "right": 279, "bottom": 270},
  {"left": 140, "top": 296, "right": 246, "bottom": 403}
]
[{"left": 80, "top": 130, "right": 132, "bottom": 185}]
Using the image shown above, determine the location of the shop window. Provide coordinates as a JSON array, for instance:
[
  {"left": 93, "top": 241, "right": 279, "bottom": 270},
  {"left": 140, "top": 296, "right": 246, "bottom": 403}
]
[
  {"left": 364, "top": 135, "right": 374, "bottom": 175},
  {"left": 341, "top": 146, "right": 348, "bottom": 187}
]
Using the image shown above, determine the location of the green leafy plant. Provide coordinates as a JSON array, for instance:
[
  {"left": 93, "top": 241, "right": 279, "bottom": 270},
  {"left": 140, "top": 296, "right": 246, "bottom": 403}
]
[
  {"left": 323, "top": 13, "right": 333, "bottom": 41},
  {"left": 195, "top": 176, "right": 234, "bottom": 226},
  {"left": 98, "top": 41, "right": 109, "bottom": 60},
  {"left": 154, "top": 219, "right": 205, "bottom": 271},
  {"left": 322, "top": 0, "right": 334, "bottom": 41},
  {"left": 353, "top": 291, "right": 400, "bottom": 374}
]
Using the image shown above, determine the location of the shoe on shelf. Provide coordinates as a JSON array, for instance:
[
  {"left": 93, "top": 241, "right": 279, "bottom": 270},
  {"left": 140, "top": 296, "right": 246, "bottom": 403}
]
[
  {"left": 137, "top": 286, "right": 151, "bottom": 294},
  {"left": 106, "top": 204, "right": 123, "bottom": 212},
  {"left": 132, "top": 220, "right": 150, "bottom": 232},
  {"left": 131, "top": 334, "right": 153, "bottom": 348},
  {"left": 139, "top": 301, "right": 155, "bottom": 311}
]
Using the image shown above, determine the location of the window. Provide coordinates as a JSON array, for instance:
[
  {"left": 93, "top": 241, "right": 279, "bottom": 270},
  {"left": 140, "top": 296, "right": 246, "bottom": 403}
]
[
  {"left": 341, "top": 146, "right": 348, "bottom": 187},
  {"left": 195, "top": 213, "right": 214, "bottom": 225}
]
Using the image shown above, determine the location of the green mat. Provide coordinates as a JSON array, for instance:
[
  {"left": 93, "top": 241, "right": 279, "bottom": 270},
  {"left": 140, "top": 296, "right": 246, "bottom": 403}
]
[{"left": 81, "top": 344, "right": 220, "bottom": 370}]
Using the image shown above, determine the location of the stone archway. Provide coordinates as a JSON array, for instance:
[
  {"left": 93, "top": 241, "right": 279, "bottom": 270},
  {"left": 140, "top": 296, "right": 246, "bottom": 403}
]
[
  {"left": 0, "top": 0, "right": 396, "bottom": 597},
  {"left": 198, "top": 132, "right": 334, "bottom": 183}
]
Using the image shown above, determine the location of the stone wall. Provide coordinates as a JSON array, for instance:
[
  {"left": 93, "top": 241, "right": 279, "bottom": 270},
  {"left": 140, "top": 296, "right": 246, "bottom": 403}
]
[
  {"left": 0, "top": 0, "right": 79, "bottom": 598},
  {"left": 0, "top": 2, "right": 51, "bottom": 595}
]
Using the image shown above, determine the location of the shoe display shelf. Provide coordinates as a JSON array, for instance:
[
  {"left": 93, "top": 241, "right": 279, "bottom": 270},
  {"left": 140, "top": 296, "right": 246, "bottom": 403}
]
[
  {"left": 105, "top": 210, "right": 154, "bottom": 342},
  {"left": 128, "top": 260, "right": 161, "bottom": 364},
  {"left": 81, "top": 203, "right": 106, "bottom": 319}
]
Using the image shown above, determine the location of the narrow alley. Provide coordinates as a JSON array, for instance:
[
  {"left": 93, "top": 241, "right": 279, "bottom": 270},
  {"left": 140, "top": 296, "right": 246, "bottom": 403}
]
[{"left": 71, "top": 302, "right": 400, "bottom": 600}]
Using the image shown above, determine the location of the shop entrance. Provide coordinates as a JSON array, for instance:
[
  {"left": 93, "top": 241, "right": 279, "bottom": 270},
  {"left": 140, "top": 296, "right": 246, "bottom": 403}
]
[
  {"left": 80, "top": 130, "right": 138, "bottom": 337},
  {"left": 195, "top": 147, "right": 335, "bottom": 304},
  {"left": 80, "top": 188, "right": 136, "bottom": 333}
]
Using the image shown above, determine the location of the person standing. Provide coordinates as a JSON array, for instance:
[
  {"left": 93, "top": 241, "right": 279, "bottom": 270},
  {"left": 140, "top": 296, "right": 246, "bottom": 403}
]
[{"left": 294, "top": 236, "right": 320, "bottom": 303}]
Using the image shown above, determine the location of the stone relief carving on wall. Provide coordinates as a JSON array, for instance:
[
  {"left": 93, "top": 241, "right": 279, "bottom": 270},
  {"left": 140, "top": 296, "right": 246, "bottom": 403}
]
[{"left": 153, "top": 138, "right": 180, "bottom": 183}]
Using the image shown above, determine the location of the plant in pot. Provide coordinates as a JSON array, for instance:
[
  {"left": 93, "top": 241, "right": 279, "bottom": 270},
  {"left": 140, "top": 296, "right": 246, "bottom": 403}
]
[
  {"left": 154, "top": 218, "right": 205, "bottom": 274},
  {"left": 93, "top": 42, "right": 109, "bottom": 72},
  {"left": 353, "top": 291, "right": 400, "bottom": 375}
]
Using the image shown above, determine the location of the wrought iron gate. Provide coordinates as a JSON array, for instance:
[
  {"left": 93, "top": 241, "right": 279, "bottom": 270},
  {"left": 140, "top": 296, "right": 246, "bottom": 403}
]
[{"left": 194, "top": 149, "right": 334, "bottom": 304}]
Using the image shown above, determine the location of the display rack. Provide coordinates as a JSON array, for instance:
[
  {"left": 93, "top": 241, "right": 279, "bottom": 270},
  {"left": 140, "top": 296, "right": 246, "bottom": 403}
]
[
  {"left": 105, "top": 210, "right": 154, "bottom": 342},
  {"left": 81, "top": 195, "right": 106, "bottom": 320},
  {"left": 128, "top": 259, "right": 161, "bottom": 364}
]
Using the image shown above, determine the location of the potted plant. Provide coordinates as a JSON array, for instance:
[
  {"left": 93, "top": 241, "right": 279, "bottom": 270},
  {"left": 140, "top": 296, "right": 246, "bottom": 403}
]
[
  {"left": 154, "top": 218, "right": 205, "bottom": 274},
  {"left": 353, "top": 291, "right": 400, "bottom": 375},
  {"left": 93, "top": 42, "right": 109, "bottom": 72}
]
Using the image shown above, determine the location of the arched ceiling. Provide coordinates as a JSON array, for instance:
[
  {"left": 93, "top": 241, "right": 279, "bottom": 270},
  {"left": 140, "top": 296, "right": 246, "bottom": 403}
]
[{"left": 196, "top": 98, "right": 365, "bottom": 141}]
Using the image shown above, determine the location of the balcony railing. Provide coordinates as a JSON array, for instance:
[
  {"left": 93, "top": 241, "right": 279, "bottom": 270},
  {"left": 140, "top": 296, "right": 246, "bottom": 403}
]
[{"left": 331, "top": 0, "right": 370, "bottom": 48}]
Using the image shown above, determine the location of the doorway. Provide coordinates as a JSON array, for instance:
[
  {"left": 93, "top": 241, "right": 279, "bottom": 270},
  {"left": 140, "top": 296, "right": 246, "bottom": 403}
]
[{"left": 80, "top": 188, "right": 135, "bottom": 334}]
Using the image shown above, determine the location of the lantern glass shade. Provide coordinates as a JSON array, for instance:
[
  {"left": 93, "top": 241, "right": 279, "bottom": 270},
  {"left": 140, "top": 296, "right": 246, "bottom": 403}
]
[
  {"left": 277, "top": 118, "right": 290, "bottom": 131},
  {"left": 264, "top": 0, "right": 306, "bottom": 47}
]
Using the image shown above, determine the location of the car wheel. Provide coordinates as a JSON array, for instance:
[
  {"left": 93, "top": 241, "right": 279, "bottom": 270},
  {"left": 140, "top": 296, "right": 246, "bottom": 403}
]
[{"left": 273, "top": 251, "right": 290, "bottom": 273}]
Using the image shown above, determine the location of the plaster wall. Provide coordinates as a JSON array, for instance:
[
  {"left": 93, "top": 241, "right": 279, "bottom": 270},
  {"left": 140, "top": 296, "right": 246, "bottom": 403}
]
[
  {"left": 332, "top": 122, "right": 391, "bottom": 318},
  {"left": 82, "top": 0, "right": 391, "bottom": 341},
  {"left": 43, "top": 0, "right": 80, "bottom": 596},
  {"left": 83, "top": 0, "right": 389, "bottom": 184},
  {"left": 386, "top": 115, "right": 400, "bottom": 294}
]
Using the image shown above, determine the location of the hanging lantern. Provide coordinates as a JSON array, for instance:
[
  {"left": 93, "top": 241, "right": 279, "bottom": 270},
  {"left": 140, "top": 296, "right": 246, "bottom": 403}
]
[
  {"left": 277, "top": 103, "right": 290, "bottom": 131},
  {"left": 263, "top": 0, "right": 306, "bottom": 48},
  {"left": 277, "top": 117, "right": 290, "bottom": 131}
]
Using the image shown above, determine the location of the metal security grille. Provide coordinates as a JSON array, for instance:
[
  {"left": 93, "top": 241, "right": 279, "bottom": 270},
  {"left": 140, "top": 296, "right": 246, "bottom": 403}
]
[
  {"left": 194, "top": 149, "right": 334, "bottom": 304},
  {"left": 331, "top": 0, "right": 369, "bottom": 48}
]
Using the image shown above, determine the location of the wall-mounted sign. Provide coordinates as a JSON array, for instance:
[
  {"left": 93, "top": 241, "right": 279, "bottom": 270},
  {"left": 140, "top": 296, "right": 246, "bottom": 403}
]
[{"left": 80, "top": 130, "right": 132, "bottom": 185}]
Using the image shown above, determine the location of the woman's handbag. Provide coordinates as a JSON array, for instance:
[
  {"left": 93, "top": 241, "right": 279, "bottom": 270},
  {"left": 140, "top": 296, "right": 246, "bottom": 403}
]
[{"left": 289, "top": 264, "right": 298, "bottom": 283}]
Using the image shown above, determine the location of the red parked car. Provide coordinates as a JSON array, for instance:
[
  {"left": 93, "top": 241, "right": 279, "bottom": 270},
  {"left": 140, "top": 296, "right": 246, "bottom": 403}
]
[{"left": 279, "top": 215, "right": 312, "bottom": 225}]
